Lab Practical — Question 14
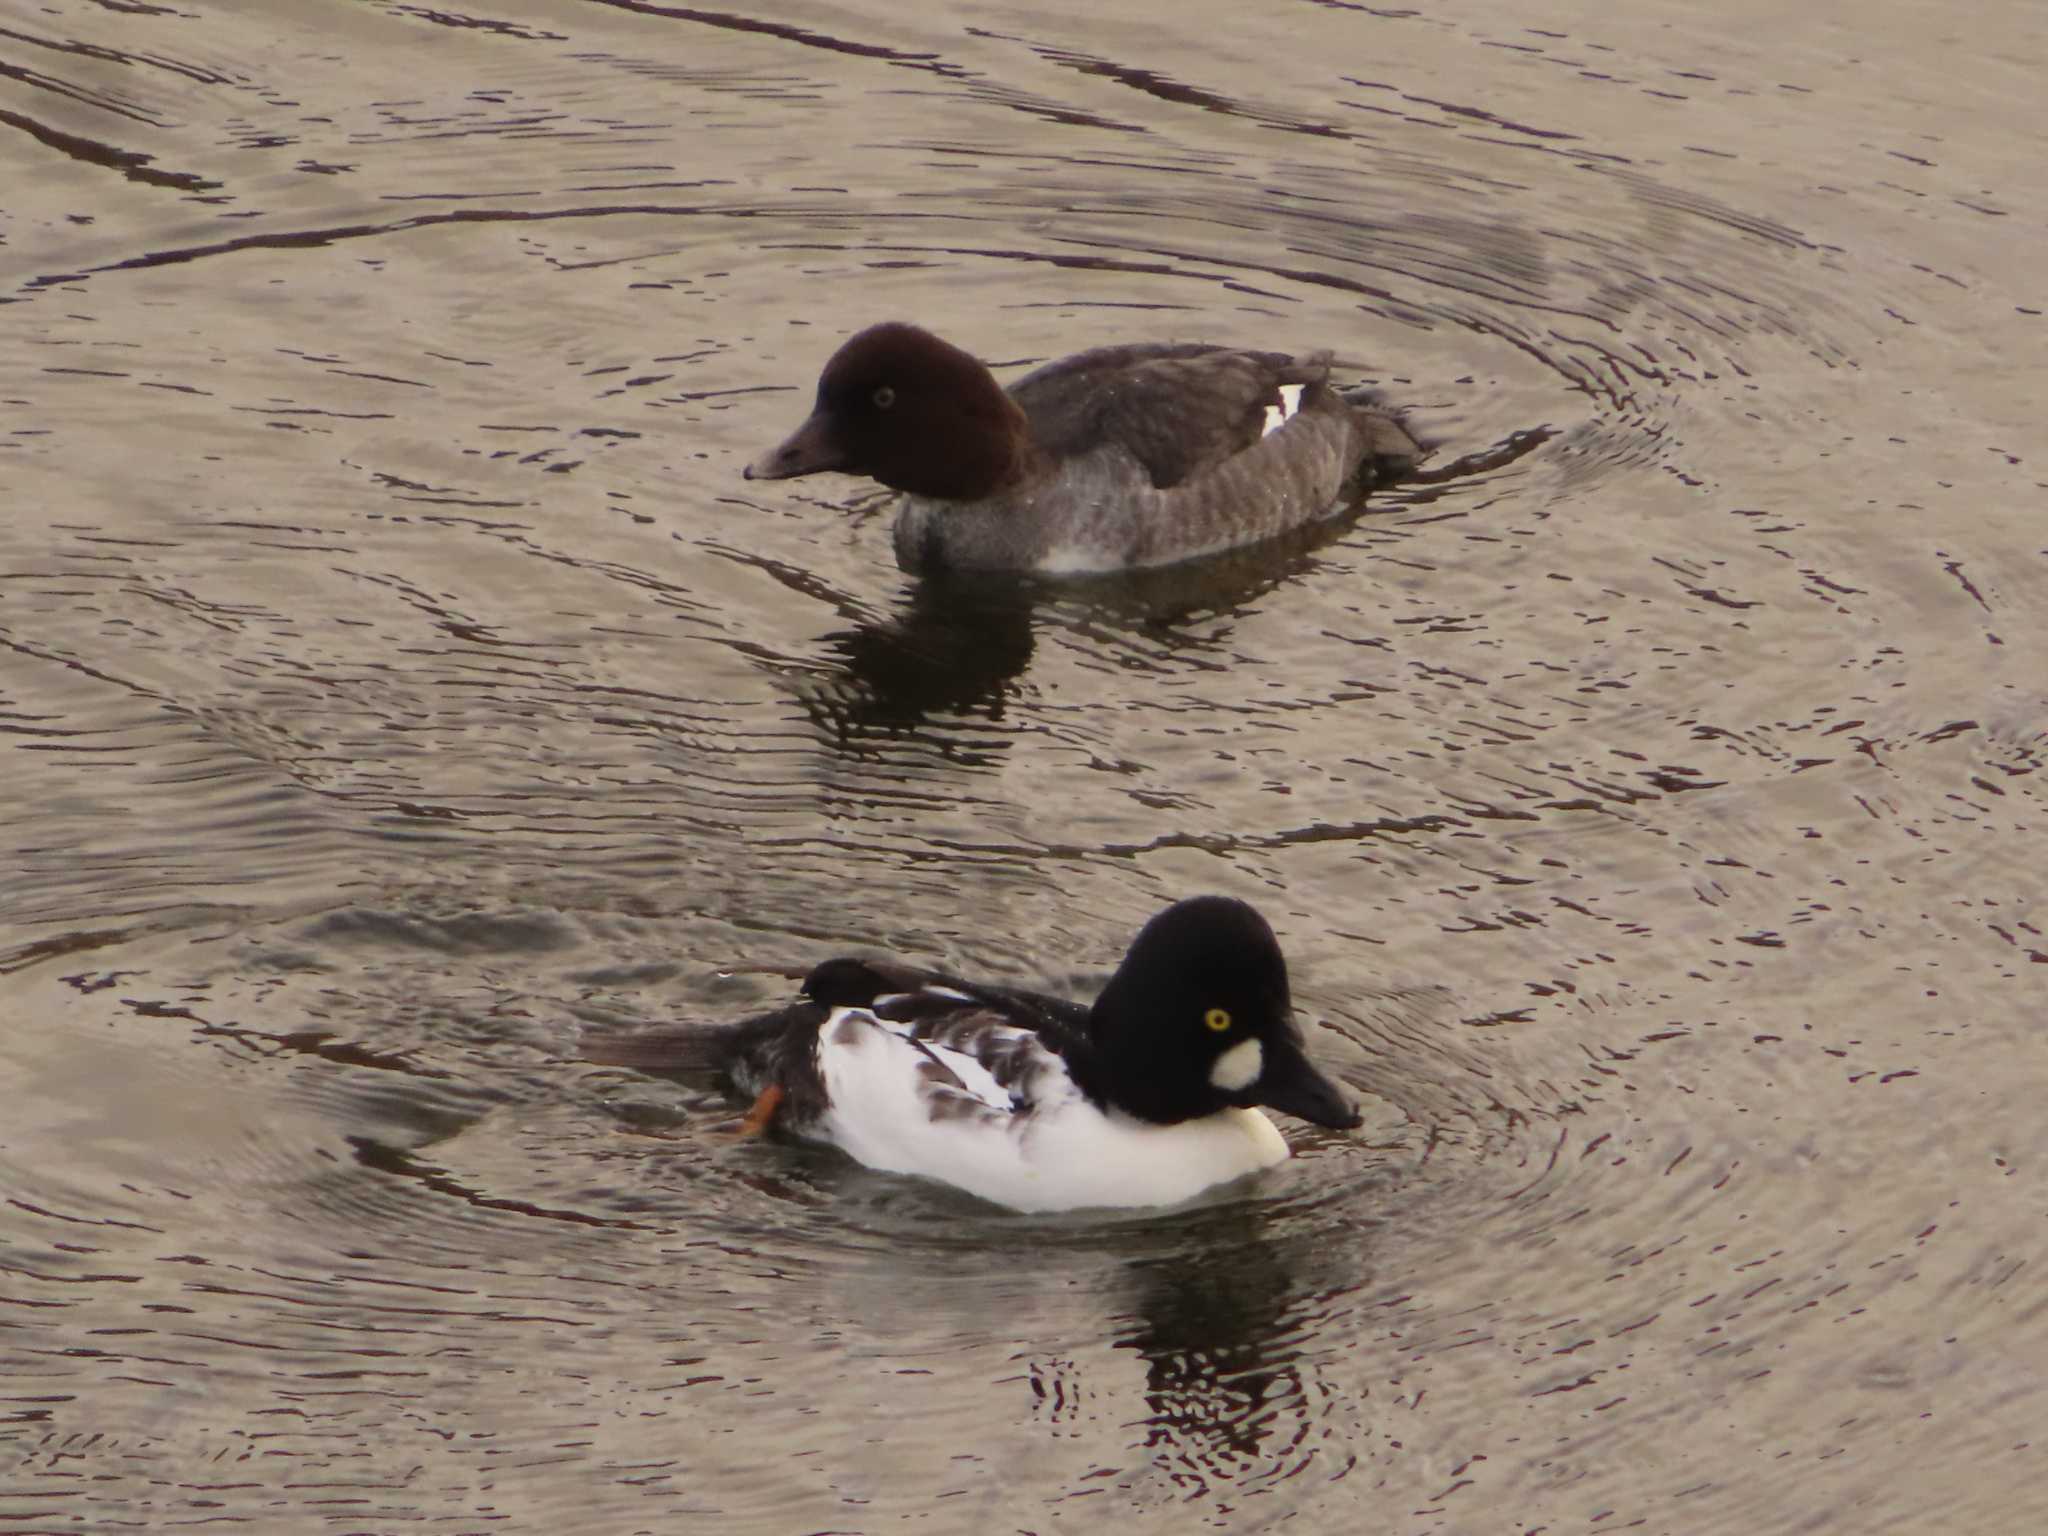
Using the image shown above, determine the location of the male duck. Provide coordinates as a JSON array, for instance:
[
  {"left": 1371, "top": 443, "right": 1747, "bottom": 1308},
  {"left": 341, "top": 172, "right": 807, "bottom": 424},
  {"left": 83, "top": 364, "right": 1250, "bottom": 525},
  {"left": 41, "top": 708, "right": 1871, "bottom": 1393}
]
[
  {"left": 586, "top": 895, "right": 1363, "bottom": 1213},
  {"left": 743, "top": 322, "right": 1421, "bottom": 575}
]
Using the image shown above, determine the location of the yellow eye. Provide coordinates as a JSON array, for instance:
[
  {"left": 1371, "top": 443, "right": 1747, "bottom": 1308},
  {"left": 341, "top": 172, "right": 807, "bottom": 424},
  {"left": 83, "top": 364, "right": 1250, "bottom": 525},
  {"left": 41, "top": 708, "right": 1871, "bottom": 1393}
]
[{"left": 1203, "top": 1007, "right": 1232, "bottom": 1033}]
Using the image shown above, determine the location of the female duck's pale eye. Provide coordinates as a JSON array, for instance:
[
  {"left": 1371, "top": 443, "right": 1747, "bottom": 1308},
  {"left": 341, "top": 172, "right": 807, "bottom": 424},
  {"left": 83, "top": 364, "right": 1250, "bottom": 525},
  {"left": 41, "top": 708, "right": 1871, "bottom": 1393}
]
[
  {"left": 1203, "top": 1006, "right": 1232, "bottom": 1033},
  {"left": 872, "top": 385, "right": 896, "bottom": 410}
]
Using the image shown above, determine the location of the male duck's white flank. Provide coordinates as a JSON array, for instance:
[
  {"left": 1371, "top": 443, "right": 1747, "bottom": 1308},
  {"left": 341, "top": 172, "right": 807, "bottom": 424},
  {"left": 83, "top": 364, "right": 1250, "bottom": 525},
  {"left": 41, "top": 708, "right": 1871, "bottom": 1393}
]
[
  {"left": 585, "top": 895, "right": 1363, "bottom": 1213},
  {"left": 743, "top": 322, "right": 1422, "bottom": 575}
]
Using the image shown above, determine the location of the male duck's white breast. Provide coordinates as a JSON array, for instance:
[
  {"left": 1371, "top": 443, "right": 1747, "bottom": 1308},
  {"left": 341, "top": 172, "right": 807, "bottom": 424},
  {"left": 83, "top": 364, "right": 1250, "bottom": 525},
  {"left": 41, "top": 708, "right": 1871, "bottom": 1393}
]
[
  {"left": 1000, "top": 1100, "right": 1291, "bottom": 1213},
  {"left": 813, "top": 1007, "right": 1291, "bottom": 1213}
]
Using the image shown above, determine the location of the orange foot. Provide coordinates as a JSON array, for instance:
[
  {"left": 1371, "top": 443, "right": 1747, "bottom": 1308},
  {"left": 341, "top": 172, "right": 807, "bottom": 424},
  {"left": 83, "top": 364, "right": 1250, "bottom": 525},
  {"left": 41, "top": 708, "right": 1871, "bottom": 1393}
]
[{"left": 737, "top": 1082, "right": 785, "bottom": 1137}]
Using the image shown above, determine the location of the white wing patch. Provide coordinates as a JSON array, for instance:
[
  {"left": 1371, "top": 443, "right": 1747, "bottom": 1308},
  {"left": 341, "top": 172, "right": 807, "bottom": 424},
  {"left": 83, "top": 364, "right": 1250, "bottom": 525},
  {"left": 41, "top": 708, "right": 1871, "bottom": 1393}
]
[{"left": 1261, "top": 383, "right": 1305, "bottom": 437}]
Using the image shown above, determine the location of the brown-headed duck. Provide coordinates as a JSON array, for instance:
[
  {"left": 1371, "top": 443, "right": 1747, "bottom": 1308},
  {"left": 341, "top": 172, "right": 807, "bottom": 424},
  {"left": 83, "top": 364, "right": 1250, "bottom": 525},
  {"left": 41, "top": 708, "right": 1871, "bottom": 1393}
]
[{"left": 744, "top": 322, "right": 1421, "bottom": 574}]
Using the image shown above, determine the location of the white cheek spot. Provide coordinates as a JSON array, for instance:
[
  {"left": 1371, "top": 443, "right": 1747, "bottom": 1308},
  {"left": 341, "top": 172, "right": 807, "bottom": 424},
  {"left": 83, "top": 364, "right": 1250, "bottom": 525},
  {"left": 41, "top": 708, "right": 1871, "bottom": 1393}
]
[
  {"left": 1261, "top": 384, "right": 1305, "bottom": 437},
  {"left": 1209, "top": 1037, "right": 1263, "bottom": 1092}
]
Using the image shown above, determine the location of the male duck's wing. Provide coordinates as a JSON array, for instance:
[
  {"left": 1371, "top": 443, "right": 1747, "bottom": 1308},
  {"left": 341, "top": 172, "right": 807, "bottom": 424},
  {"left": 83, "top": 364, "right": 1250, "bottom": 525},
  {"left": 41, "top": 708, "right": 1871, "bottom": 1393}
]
[
  {"left": 821, "top": 980, "right": 1093, "bottom": 1121},
  {"left": 802, "top": 955, "right": 1091, "bottom": 1049},
  {"left": 1009, "top": 343, "right": 1333, "bottom": 490},
  {"left": 895, "top": 1001, "right": 1076, "bottom": 1112},
  {"left": 812, "top": 996, "right": 1084, "bottom": 1196}
]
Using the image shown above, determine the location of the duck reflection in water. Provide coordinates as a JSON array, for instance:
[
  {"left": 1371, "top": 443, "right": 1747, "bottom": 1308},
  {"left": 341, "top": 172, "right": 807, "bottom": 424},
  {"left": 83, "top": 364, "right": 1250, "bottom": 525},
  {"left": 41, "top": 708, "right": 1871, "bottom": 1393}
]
[
  {"left": 1033, "top": 1211, "right": 1352, "bottom": 1502},
  {"left": 801, "top": 573, "right": 1037, "bottom": 763},
  {"left": 791, "top": 519, "right": 1377, "bottom": 760}
]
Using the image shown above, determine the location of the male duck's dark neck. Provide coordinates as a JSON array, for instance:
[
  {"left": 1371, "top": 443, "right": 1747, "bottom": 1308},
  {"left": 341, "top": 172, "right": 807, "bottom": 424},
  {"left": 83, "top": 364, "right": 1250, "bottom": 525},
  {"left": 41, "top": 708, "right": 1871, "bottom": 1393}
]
[{"left": 1062, "top": 1020, "right": 1204, "bottom": 1126}]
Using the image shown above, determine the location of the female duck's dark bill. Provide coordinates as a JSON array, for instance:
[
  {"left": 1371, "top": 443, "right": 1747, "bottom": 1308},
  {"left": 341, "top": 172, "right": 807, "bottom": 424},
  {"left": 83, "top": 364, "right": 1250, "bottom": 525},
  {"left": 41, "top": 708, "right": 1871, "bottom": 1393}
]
[
  {"left": 744, "top": 412, "right": 844, "bottom": 481},
  {"left": 1254, "top": 1037, "right": 1363, "bottom": 1130}
]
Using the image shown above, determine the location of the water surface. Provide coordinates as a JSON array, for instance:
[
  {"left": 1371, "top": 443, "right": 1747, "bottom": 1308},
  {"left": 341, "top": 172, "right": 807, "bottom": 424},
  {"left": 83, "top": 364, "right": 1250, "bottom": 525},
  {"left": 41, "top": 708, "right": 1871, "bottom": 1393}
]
[{"left": 3, "top": 1, "right": 2044, "bottom": 1530}]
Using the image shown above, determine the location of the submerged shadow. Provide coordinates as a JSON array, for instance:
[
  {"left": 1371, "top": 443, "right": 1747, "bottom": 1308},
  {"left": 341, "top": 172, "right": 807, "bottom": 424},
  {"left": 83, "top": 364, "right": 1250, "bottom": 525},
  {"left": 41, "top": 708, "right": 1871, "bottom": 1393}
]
[
  {"left": 805, "top": 573, "right": 1039, "bottom": 754},
  {"left": 1105, "top": 1206, "right": 1336, "bottom": 1496},
  {"left": 800, "top": 510, "right": 1370, "bottom": 756}
]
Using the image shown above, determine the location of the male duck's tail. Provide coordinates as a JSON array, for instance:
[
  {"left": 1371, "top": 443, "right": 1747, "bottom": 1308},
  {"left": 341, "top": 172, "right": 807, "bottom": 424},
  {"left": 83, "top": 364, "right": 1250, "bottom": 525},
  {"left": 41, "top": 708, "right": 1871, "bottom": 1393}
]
[{"left": 583, "top": 1018, "right": 741, "bottom": 1076}]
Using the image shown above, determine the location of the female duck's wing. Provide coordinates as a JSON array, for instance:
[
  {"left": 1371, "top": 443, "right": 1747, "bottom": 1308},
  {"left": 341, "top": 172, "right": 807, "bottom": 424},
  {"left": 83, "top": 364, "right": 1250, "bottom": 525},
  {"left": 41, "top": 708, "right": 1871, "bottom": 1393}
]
[{"left": 1009, "top": 344, "right": 1333, "bottom": 489}]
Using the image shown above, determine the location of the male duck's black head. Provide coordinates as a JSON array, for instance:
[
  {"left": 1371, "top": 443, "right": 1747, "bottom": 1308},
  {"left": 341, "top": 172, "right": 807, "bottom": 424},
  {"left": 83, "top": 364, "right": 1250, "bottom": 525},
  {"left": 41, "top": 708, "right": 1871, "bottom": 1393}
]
[
  {"left": 1081, "top": 895, "right": 1363, "bottom": 1131},
  {"left": 744, "top": 322, "right": 1029, "bottom": 501}
]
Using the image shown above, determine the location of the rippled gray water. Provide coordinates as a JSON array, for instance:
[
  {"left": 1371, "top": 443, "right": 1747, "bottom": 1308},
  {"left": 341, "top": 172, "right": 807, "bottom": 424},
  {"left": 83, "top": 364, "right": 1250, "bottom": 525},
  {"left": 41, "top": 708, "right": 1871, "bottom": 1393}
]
[{"left": 3, "top": 1, "right": 2044, "bottom": 1530}]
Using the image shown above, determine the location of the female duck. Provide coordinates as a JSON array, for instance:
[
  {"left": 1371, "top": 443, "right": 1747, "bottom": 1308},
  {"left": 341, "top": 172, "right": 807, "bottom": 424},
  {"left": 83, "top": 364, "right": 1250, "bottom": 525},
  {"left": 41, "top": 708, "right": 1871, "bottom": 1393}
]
[
  {"left": 587, "top": 895, "right": 1363, "bottom": 1213},
  {"left": 744, "top": 323, "right": 1420, "bottom": 575}
]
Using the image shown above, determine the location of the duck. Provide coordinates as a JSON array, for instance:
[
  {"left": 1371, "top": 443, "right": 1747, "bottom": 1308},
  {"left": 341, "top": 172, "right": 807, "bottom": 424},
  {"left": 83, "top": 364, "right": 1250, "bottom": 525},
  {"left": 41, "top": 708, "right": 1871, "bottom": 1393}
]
[
  {"left": 742, "top": 322, "right": 1421, "bottom": 575},
  {"left": 584, "top": 895, "right": 1363, "bottom": 1213}
]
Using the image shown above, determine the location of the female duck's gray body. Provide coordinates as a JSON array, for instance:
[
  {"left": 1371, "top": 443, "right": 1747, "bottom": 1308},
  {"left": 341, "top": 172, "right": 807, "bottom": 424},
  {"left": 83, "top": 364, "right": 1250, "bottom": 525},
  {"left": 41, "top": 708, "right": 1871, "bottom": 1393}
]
[{"left": 744, "top": 324, "right": 1422, "bottom": 575}]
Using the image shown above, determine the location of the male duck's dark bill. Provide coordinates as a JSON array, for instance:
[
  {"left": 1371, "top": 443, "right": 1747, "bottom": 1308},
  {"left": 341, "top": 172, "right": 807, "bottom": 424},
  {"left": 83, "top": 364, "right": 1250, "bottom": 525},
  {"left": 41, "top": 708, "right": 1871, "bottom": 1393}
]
[
  {"left": 1252, "top": 1039, "right": 1363, "bottom": 1130},
  {"left": 744, "top": 411, "right": 846, "bottom": 481}
]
